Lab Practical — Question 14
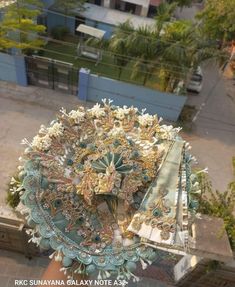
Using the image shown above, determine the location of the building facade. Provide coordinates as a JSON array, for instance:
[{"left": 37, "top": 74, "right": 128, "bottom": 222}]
[{"left": 88, "top": 0, "right": 164, "bottom": 17}]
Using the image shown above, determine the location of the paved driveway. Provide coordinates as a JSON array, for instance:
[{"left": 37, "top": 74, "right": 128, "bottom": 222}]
[{"left": 184, "top": 61, "right": 235, "bottom": 191}]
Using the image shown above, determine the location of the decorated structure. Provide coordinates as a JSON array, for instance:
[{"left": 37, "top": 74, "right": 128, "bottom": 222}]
[{"left": 18, "top": 100, "right": 201, "bottom": 280}]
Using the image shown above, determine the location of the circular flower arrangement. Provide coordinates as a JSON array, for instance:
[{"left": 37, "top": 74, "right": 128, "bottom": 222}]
[{"left": 19, "top": 99, "right": 189, "bottom": 280}]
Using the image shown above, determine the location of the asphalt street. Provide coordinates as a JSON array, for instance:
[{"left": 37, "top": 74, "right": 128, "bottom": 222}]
[{"left": 184, "top": 61, "right": 235, "bottom": 191}]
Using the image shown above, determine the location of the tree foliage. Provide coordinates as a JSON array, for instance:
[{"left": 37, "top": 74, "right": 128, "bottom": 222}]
[
  {"left": 154, "top": 2, "right": 177, "bottom": 34},
  {"left": 105, "top": 17, "right": 223, "bottom": 91},
  {"left": 196, "top": 167, "right": 235, "bottom": 250},
  {"left": 54, "top": 0, "right": 86, "bottom": 25},
  {"left": 86, "top": 1, "right": 228, "bottom": 91},
  {"left": 197, "top": 0, "right": 235, "bottom": 45},
  {"left": 0, "top": 0, "right": 46, "bottom": 52}
]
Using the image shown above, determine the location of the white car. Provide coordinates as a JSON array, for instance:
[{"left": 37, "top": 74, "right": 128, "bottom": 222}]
[{"left": 187, "top": 66, "right": 203, "bottom": 93}]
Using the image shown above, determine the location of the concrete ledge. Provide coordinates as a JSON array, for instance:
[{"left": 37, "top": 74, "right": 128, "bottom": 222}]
[{"left": 189, "top": 214, "right": 234, "bottom": 262}]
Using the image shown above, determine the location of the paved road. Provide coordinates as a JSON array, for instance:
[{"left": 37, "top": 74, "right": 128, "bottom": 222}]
[
  {"left": 184, "top": 61, "right": 235, "bottom": 191},
  {"left": 0, "top": 82, "right": 90, "bottom": 205},
  {"left": 174, "top": 3, "right": 235, "bottom": 191}
]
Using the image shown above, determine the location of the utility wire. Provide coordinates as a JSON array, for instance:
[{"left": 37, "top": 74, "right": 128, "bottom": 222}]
[
  {"left": 0, "top": 55, "right": 188, "bottom": 93},
  {"left": 0, "top": 28, "right": 191, "bottom": 81},
  {"left": 39, "top": 7, "right": 230, "bottom": 57},
  {"left": 2, "top": 25, "right": 192, "bottom": 74}
]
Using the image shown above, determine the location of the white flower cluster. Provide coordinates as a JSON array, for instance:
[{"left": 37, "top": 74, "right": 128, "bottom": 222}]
[
  {"left": 88, "top": 103, "right": 106, "bottom": 118},
  {"left": 138, "top": 113, "right": 156, "bottom": 126},
  {"left": 48, "top": 122, "right": 64, "bottom": 137},
  {"left": 31, "top": 121, "right": 64, "bottom": 151},
  {"left": 39, "top": 124, "right": 47, "bottom": 134},
  {"left": 108, "top": 127, "right": 125, "bottom": 137},
  {"left": 31, "top": 134, "right": 52, "bottom": 151},
  {"left": 114, "top": 106, "right": 131, "bottom": 120},
  {"left": 160, "top": 125, "right": 181, "bottom": 140},
  {"left": 68, "top": 109, "right": 85, "bottom": 123}
]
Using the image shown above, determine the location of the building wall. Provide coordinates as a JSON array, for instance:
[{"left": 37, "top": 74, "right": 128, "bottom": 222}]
[
  {"left": 79, "top": 69, "right": 186, "bottom": 121},
  {"left": 0, "top": 52, "right": 27, "bottom": 86},
  {"left": 47, "top": 11, "right": 75, "bottom": 34}
]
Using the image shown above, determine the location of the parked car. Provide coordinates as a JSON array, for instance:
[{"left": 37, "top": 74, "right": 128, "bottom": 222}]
[{"left": 187, "top": 66, "right": 203, "bottom": 93}]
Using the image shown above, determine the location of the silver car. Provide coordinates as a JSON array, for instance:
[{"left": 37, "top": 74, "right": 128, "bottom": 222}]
[{"left": 187, "top": 66, "right": 203, "bottom": 93}]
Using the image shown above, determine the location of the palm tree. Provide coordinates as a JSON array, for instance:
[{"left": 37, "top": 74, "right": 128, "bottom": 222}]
[
  {"left": 154, "top": 2, "right": 177, "bottom": 35},
  {"left": 108, "top": 21, "right": 134, "bottom": 79},
  {"left": 125, "top": 25, "right": 160, "bottom": 85}
]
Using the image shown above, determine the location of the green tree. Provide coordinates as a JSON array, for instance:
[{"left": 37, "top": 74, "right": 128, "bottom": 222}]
[
  {"left": 0, "top": 0, "right": 46, "bottom": 52},
  {"left": 196, "top": 0, "right": 235, "bottom": 47},
  {"left": 154, "top": 2, "right": 177, "bottom": 35},
  {"left": 125, "top": 25, "right": 161, "bottom": 85},
  {"left": 159, "top": 20, "right": 193, "bottom": 90},
  {"left": 196, "top": 170, "right": 235, "bottom": 250},
  {"left": 108, "top": 21, "right": 134, "bottom": 79},
  {"left": 159, "top": 19, "right": 226, "bottom": 90},
  {"left": 98, "top": 5, "right": 227, "bottom": 90},
  {"left": 54, "top": 0, "right": 86, "bottom": 26}
]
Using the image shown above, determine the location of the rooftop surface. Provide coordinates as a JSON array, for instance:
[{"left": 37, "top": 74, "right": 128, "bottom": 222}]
[{"left": 75, "top": 3, "right": 156, "bottom": 29}]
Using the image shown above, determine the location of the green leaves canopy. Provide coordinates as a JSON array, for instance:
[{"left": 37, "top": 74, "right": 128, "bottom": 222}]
[
  {"left": 197, "top": 0, "right": 235, "bottom": 44},
  {"left": 0, "top": 0, "right": 46, "bottom": 51}
]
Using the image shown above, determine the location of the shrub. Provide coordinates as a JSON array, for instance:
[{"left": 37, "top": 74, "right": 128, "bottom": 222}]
[
  {"left": 51, "top": 25, "right": 69, "bottom": 40},
  {"left": 196, "top": 170, "right": 235, "bottom": 250}
]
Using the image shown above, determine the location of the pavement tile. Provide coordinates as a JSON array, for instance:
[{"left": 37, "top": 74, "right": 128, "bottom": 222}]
[
  {"left": 4, "top": 263, "right": 22, "bottom": 277},
  {"left": 0, "top": 261, "right": 8, "bottom": 274},
  {"left": 16, "top": 264, "right": 33, "bottom": 278},
  {"left": 0, "top": 276, "right": 9, "bottom": 287}
]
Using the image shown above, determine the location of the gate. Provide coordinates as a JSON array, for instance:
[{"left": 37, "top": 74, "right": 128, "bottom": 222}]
[{"left": 25, "top": 55, "right": 78, "bottom": 95}]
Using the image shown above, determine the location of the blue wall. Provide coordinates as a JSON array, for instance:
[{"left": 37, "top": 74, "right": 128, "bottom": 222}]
[
  {"left": 78, "top": 69, "right": 187, "bottom": 121},
  {"left": 0, "top": 52, "right": 27, "bottom": 86},
  {"left": 47, "top": 11, "right": 75, "bottom": 34}
]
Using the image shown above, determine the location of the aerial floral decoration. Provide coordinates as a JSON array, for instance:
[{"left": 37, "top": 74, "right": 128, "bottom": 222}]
[{"left": 18, "top": 99, "right": 199, "bottom": 281}]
